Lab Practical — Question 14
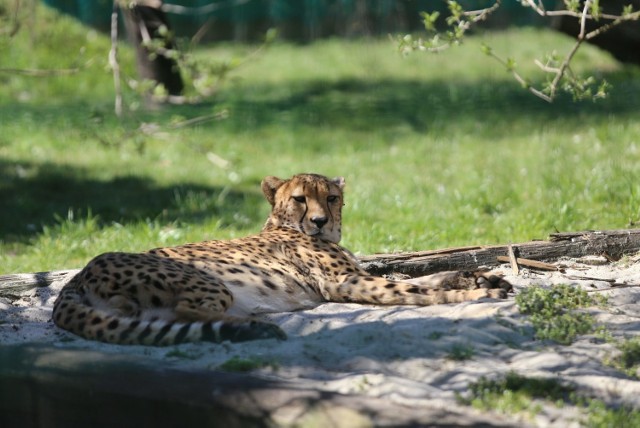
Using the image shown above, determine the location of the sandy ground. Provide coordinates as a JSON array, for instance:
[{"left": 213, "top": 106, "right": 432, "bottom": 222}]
[{"left": 2, "top": 256, "right": 640, "bottom": 426}]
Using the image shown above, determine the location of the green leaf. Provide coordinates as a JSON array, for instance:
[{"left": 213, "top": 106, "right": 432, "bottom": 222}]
[
  {"left": 591, "top": 0, "right": 601, "bottom": 20},
  {"left": 420, "top": 11, "right": 440, "bottom": 32},
  {"left": 623, "top": 4, "right": 635, "bottom": 16}
]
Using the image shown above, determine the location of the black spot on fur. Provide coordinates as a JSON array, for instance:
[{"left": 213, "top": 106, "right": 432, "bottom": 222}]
[
  {"left": 151, "top": 296, "right": 163, "bottom": 307},
  {"left": 263, "top": 279, "right": 278, "bottom": 290}
]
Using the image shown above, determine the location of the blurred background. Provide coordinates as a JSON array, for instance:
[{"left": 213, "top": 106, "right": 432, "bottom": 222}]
[{"left": 1, "top": 0, "right": 639, "bottom": 273}]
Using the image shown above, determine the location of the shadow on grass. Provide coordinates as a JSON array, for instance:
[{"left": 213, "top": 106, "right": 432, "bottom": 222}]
[
  {"left": 211, "top": 70, "right": 640, "bottom": 134},
  {"left": 2, "top": 69, "right": 638, "bottom": 242},
  {"left": 0, "top": 160, "right": 265, "bottom": 243},
  {"left": 3, "top": 69, "right": 639, "bottom": 138}
]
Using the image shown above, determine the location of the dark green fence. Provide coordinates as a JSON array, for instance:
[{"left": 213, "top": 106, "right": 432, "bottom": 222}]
[{"left": 43, "top": 0, "right": 553, "bottom": 41}]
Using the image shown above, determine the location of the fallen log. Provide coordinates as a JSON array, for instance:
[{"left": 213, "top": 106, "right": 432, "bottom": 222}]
[
  {"left": 2, "top": 230, "right": 640, "bottom": 294},
  {"left": 495, "top": 256, "right": 558, "bottom": 272},
  {"left": 359, "top": 229, "right": 640, "bottom": 277}
]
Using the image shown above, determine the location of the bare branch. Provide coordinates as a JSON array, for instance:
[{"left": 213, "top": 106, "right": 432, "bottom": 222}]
[
  {"left": 462, "top": 1, "right": 502, "bottom": 21},
  {"left": 0, "top": 67, "right": 81, "bottom": 76},
  {"left": 161, "top": 0, "right": 250, "bottom": 15},
  {"left": 545, "top": 0, "right": 590, "bottom": 100},
  {"left": 109, "top": 0, "right": 123, "bottom": 117},
  {"left": 404, "top": 0, "right": 640, "bottom": 102},
  {"left": 483, "top": 50, "right": 552, "bottom": 102},
  {"left": 523, "top": 0, "right": 636, "bottom": 21}
]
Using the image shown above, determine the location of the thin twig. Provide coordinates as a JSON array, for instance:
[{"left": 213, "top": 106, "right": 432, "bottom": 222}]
[
  {"left": 168, "top": 110, "right": 228, "bottom": 128},
  {"left": 162, "top": 0, "right": 251, "bottom": 15},
  {"left": 409, "top": 1, "right": 502, "bottom": 54},
  {"left": 585, "top": 11, "right": 640, "bottom": 40},
  {"left": 0, "top": 67, "right": 82, "bottom": 76},
  {"left": 507, "top": 245, "right": 520, "bottom": 275},
  {"left": 484, "top": 50, "right": 552, "bottom": 102},
  {"left": 545, "top": 0, "right": 590, "bottom": 99},
  {"left": 463, "top": 0, "right": 501, "bottom": 20},
  {"left": 523, "top": 0, "right": 637, "bottom": 21},
  {"left": 586, "top": 284, "right": 640, "bottom": 293},
  {"left": 109, "top": 0, "right": 123, "bottom": 117}
]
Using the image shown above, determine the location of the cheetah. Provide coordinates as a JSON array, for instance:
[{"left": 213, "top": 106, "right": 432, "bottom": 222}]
[{"left": 52, "top": 173, "right": 511, "bottom": 345}]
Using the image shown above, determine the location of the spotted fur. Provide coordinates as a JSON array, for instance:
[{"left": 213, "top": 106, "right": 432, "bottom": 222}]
[{"left": 52, "top": 173, "right": 510, "bottom": 345}]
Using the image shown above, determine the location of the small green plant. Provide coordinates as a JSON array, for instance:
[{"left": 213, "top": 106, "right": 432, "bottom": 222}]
[
  {"left": 427, "top": 331, "right": 444, "bottom": 340},
  {"left": 516, "top": 285, "right": 602, "bottom": 345},
  {"left": 459, "top": 372, "right": 574, "bottom": 417},
  {"left": 218, "top": 356, "right": 278, "bottom": 372},
  {"left": 447, "top": 343, "right": 475, "bottom": 361},
  {"left": 608, "top": 337, "right": 640, "bottom": 378},
  {"left": 587, "top": 400, "right": 640, "bottom": 428},
  {"left": 461, "top": 373, "right": 640, "bottom": 425}
]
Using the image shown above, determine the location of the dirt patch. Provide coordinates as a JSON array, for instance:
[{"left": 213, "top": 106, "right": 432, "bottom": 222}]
[{"left": 2, "top": 256, "right": 640, "bottom": 426}]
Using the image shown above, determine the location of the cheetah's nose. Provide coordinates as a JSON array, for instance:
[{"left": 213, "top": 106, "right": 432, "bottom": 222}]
[{"left": 311, "top": 216, "right": 328, "bottom": 229}]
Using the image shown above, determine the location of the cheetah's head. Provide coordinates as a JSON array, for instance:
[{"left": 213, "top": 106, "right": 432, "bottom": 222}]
[{"left": 261, "top": 173, "right": 345, "bottom": 243}]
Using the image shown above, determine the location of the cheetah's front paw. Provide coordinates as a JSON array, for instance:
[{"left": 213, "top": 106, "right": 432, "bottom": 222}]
[{"left": 473, "top": 271, "right": 512, "bottom": 298}]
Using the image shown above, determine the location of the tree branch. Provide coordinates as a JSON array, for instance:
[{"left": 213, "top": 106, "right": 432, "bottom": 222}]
[
  {"left": 109, "top": 0, "right": 123, "bottom": 117},
  {"left": 406, "top": 0, "right": 640, "bottom": 102}
]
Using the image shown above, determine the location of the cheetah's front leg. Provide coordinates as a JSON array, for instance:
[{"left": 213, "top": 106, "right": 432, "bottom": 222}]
[
  {"left": 330, "top": 273, "right": 511, "bottom": 306},
  {"left": 407, "top": 270, "right": 511, "bottom": 292}
]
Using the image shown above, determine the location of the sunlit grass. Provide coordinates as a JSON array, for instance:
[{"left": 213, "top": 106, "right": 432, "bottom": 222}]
[{"left": 1, "top": 4, "right": 640, "bottom": 273}]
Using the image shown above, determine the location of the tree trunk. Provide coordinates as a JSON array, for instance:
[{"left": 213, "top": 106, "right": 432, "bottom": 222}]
[{"left": 120, "top": 0, "right": 184, "bottom": 96}]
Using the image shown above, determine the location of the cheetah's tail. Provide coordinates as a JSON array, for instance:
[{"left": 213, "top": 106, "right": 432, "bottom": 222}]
[{"left": 52, "top": 287, "right": 286, "bottom": 346}]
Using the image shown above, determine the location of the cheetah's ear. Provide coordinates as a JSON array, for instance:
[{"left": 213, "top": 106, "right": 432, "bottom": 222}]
[
  {"left": 261, "top": 176, "right": 286, "bottom": 206},
  {"left": 331, "top": 177, "right": 345, "bottom": 190}
]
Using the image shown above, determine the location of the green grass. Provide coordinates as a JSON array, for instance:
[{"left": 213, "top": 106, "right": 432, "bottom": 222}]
[
  {"left": 459, "top": 372, "right": 574, "bottom": 417},
  {"left": 460, "top": 372, "right": 640, "bottom": 426},
  {"left": 607, "top": 336, "right": 640, "bottom": 378},
  {"left": 218, "top": 356, "right": 277, "bottom": 372},
  {"left": 2, "top": 4, "right": 640, "bottom": 273},
  {"left": 516, "top": 285, "right": 604, "bottom": 345},
  {"left": 586, "top": 400, "right": 640, "bottom": 428},
  {"left": 446, "top": 343, "right": 475, "bottom": 361}
]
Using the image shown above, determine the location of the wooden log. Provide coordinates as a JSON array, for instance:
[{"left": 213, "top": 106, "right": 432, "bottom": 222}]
[
  {"left": 507, "top": 244, "right": 520, "bottom": 275},
  {"left": 359, "top": 229, "right": 640, "bottom": 277},
  {"left": 2, "top": 229, "right": 640, "bottom": 291},
  {"left": 495, "top": 256, "right": 558, "bottom": 272}
]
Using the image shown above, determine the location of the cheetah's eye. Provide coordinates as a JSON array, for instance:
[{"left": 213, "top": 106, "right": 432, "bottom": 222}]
[
  {"left": 327, "top": 195, "right": 338, "bottom": 203},
  {"left": 292, "top": 195, "right": 306, "bottom": 203}
]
